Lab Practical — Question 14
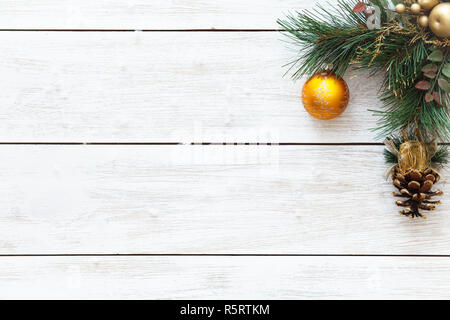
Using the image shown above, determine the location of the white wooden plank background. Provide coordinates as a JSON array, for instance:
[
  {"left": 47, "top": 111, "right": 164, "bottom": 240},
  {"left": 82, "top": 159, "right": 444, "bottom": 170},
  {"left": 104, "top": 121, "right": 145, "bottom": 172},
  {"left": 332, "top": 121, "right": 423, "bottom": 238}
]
[
  {"left": 1, "top": 0, "right": 448, "bottom": 300},
  {"left": 1, "top": 256, "right": 450, "bottom": 300},
  {"left": 0, "top": 31, "right": 383, "bottom": 143},
  {"left": 0, "top": 145, "right": 448, "bottom": 255},
  {"left": 0, "top": 0, "right": 316, "bottom": 30}
]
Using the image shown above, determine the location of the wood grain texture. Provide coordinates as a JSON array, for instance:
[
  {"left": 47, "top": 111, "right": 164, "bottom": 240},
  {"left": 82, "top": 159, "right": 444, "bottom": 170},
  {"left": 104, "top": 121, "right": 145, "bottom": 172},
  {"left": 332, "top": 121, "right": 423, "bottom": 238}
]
[
  {"left": 0, "top": 145, "right": 448, "bottom": 255},
  {"left": 1, "top": 0, "right": 443, "bottom": 300},
  {"left": 1, "top": 256, "right": 450, "bottom": 299},
  {"left": 0, "top": 31, "right": 383, "bottom": 143},
  {"left": 0, "top": 0, "right": 320, "bottom": 30}
]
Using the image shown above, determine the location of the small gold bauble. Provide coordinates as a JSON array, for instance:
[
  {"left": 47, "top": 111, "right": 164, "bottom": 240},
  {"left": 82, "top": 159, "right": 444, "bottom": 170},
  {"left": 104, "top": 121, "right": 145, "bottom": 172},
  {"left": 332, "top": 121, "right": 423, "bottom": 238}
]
[
  {"left": 395, "top": 3, "right": 406, "bottom": 13},
  {"left": 418, "top": 15, "right": 429, "bottom": 28},
  {"left": 418, "top": 0, "right": 440, "bottom": 11},
  {"left": 411, "top": 3, "right": 422, "bottom": 14},
  {"left": 429, "top": 3, "right": 450, "bottom": 38},
  {"left": 302, "top": 72, "right": 349, "bottom": 120}
]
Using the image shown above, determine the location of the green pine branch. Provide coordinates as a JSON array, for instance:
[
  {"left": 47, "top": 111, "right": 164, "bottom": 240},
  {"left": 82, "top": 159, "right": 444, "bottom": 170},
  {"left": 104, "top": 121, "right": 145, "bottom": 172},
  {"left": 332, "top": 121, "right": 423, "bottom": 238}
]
[
  {"left": 278, "top": 0, "right": 377, "bottom": 78},
  {"left": 278, "top": 0, "right": 450, "bottom": 165}
]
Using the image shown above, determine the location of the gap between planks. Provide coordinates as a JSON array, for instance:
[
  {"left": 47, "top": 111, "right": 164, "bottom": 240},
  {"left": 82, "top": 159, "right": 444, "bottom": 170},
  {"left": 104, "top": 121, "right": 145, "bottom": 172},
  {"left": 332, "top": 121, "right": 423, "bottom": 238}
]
[
  {"left": 1, "top": 254, "right": 450, "bottom": 257},
  {"left": 0, "top": 142, "right": 384, "bottom": 146},
  {"left": 1, "top": 143, "right": 447, "bottom": 145},
  {"left": 0, "top": 29, "right": 281, "bottom": 32}
]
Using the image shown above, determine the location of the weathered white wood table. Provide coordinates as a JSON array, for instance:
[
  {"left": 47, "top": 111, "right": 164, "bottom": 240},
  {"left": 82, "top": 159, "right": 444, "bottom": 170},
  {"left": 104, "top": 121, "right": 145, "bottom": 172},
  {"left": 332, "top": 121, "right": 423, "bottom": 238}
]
[{"left": 1, "top": 0, "right": 449, "bottom": 299}]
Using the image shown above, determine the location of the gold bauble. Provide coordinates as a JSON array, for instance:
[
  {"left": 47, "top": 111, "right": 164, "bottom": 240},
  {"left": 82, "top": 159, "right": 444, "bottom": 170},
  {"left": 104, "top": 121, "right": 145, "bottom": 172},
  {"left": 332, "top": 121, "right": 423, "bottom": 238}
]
[
  {"left": 418, "top": 0, "right": 440, "bottom": 11},
  {"left": 411, "top": 3, "right": 422, "bottom": 14},
  {"left": 395, "top": 3, "right": 406, "bottom": 13},
  {"left": 418, "top": 15, "right": 429, "bottom": 28},
  {"left": 302, "top": 72, "right": 349, "bottom": 120},
  {"left": 429, "top": 3, "right": 450, "bottom": 38}
]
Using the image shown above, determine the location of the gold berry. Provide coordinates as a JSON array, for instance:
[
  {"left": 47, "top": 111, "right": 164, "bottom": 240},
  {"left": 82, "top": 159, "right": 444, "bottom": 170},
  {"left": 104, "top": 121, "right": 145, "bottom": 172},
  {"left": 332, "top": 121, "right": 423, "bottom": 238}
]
[
  {"left": 418, "top": 0, "right": 440, "bottom": 11},
  {"left": 411, "top": 3, "right": 422, "bottom": 14},
  {"left": 395, "top": 3, "right": 406, "bottom": 13},
  {"left": 418, "top": 15, "right": 429, "bottom": 28},
  {"left": 429, "top": 3, "right": 450, "bottom": 38}
]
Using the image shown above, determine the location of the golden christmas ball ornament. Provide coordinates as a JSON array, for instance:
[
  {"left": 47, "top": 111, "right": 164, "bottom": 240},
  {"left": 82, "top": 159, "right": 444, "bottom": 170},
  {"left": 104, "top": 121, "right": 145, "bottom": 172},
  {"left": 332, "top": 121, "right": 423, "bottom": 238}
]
[
  {"left": 302, "top": 72, "right": 349, "bottom": 120},
  {"left": 429, "top": 3, "right": 450, "bottom": 38},
  {"left": 395, "top": 3, "right": 406, "bottom": 13},
  {"left": 418, "top": 15, "right": 429, "bottom": 28},
  {"left": 411, "top": 3, "right": 422, "bottom": 14},
  {"left": 418, "top": 0, "right": 440, "bottom": 11}
]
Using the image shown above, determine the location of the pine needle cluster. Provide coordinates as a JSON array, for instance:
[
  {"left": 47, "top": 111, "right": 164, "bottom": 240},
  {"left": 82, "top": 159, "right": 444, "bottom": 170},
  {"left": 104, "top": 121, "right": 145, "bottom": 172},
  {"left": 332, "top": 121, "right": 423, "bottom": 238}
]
[{"left": 278, "top": 0, "right": 449, "bottom": 164}]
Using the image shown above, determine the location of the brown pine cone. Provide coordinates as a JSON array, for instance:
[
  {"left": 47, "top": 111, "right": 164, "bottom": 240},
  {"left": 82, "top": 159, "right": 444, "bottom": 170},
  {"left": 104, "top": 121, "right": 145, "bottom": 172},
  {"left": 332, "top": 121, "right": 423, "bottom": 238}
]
[{"left": 392, "top": 166, "right": 443, "bottom": 218}]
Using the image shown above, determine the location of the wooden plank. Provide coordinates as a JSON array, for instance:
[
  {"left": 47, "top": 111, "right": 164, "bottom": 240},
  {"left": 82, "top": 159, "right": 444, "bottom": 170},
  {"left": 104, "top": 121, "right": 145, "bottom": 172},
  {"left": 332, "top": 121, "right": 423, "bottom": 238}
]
[
  {"left": 0, "top": 145, "right": 448, "bottom": 255},
  {"left": 0, "top": 31, "right": 383, "bottom": 143},
  {"left": 1, "top": 256, "right": 449, "bottom": 299},
  {"left": 0, "top": 0, "right": 319, "bottom": 30}
]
